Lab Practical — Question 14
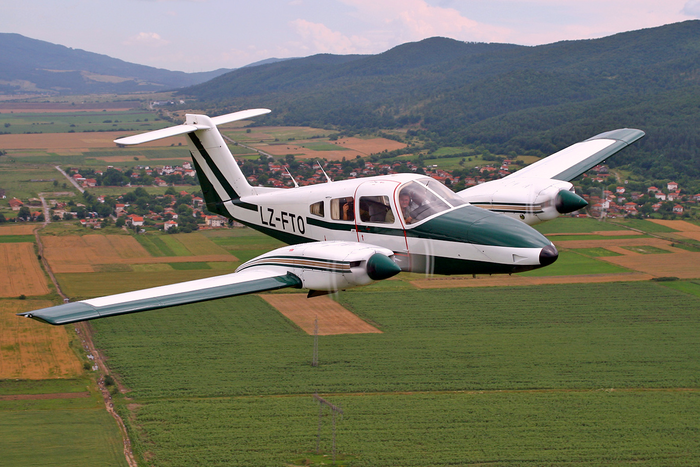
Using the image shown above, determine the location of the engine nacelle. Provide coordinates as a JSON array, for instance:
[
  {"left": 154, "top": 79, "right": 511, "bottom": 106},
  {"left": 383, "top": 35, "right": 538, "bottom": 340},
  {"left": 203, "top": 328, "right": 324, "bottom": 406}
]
[
  {"left": 459, "top": 177, "right": 588, "bottom": 225},
  {"left": 236, "top": 241, "right": 401, "bottom": 292}
]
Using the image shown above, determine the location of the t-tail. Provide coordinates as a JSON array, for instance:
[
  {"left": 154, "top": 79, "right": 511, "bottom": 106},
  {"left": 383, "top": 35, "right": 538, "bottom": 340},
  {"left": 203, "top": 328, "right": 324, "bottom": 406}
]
[{"left": 114, "top": 109, "right": 271, "bottom": 216}]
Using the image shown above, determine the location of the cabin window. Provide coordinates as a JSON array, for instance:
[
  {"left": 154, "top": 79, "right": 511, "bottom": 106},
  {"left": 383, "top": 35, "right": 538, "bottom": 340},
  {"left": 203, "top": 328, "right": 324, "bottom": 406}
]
[
  {"left": 309, "top": 201, "right": 324, "bottom": 217},
  {"left": 330, "top": 197, "right": 354, "bottom": 221},
  {"left": 358, "top": 196, "right": 395, "bottom": 223}
]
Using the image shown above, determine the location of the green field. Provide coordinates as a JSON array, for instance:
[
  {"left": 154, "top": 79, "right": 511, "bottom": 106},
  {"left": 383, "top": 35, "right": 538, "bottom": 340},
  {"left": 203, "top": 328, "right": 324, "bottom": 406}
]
[
  {"left": 534, "top": 217, "right": 627, "bottom": 234},
  {"left": 621, "top": 245, "right": 672, "bottom": 254},
  {"left": 88, "top": 282, "right": 700, "bottom": 465},
  {"left": 570, "top": 247, "right": 623, "bottom": 257},
  {"left": 0, "top": 235, "right": 36, "bottom": 243},
  {"left": 0, "top": 379, "right": 128, "bottom": 467},
  {"left": 518, "top": 250, "right": 630, "bottom": 276},
  {"left": 0, "top": 110, "right": 168, "bottom": 135}
]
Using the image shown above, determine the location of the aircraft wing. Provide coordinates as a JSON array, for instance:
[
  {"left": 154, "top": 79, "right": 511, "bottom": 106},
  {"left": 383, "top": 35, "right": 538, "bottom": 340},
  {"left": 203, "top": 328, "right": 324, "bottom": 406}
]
[
  {"left": 18, "top": 268, "right": 302, "bottom": 325},
  {"left": 18, "top": 241, "right": 400, "bottom": 325},
  {"left": 505, "top": 128, "right": 645, "bottom": 182}
]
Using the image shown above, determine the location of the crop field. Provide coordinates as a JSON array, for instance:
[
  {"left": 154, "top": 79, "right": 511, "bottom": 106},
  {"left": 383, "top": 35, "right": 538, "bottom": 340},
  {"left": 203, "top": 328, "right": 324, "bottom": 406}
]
[
  {"left": 0, "top": 225, "right": 38, "bottom": 235},
  {"left": 55, "top": 269, "right": 238, "bottom": 300},
  {"left": 0, "top": 299, "right": 83, "bottom": 379},
  {"left": 0, "top": 165, "right": 65, "bottom": 203},
  {"left": 0, "top": 378, "right": 128, "bottom": 467},
  {"left": 261, "top": 293, "right": 382, "bottom": 335},
  {"left": 89, "top": 282, "right": 700, "bottom": 465},
  {"left": 0, "top": 110, "right": 168, "bottom": 135},
  {"left": 0, "top": 242, "right": 50, "bottom": 297}
]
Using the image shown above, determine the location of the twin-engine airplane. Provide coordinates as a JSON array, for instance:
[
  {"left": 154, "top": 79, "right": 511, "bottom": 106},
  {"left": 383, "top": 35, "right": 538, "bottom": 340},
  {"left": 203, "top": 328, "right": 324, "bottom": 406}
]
[{"left": 19, "top": 109, "right": 644, "bottom": 325}]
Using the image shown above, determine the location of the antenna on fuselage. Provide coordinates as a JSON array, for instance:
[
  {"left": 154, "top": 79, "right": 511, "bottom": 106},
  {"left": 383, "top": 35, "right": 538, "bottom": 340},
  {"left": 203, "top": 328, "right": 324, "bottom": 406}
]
[
  {"left": 284, "top": 166, "right": 299, "bottom": 188},
  {"left": 316, "top": 161, "right": 332, "bottom": 183}
]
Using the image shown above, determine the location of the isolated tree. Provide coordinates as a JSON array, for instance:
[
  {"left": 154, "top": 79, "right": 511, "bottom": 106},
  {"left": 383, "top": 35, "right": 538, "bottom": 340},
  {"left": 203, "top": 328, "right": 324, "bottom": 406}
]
[{"left": 17, "top": 206, "right": 31, "bottom": 221}]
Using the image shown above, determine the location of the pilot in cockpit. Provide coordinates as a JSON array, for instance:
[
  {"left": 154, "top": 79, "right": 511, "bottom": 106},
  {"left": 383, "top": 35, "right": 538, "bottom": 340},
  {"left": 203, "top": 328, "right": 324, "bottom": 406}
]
[{"left": 399, "top": 191, "right": 416, "bottom": 224}]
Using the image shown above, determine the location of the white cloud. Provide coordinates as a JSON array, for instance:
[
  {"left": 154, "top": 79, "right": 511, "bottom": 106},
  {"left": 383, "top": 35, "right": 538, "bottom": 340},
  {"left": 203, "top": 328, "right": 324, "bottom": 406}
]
[
  {"left": 123, "top": 32, "right": 170, "bottom": 47},
  {"left": 340, "top": 0, "right": 510, "bottom": 43},
  {"left": 290, "top": 19, "right": 373, "bottom": 54},
  {"left": 682, "top": 0, "right": 700, "bottom": 16}
]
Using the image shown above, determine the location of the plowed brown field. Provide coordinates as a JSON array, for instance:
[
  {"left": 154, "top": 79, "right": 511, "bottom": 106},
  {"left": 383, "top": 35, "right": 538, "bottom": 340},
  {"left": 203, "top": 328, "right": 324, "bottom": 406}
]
[
  {"left": 0, "top": 224, "right": 37, "bottom": 235},
  {"left": 261, "top": 294, "right": 382, "bottom": 335},
  {"left": 261, "top": 136, "right": 406, "bottom": 160},
  {"left": 0, "top": 243, "right": 50, "bottom": 297},
  {"left": 0, "top": 300, "right": 83, "bottom": 379}
]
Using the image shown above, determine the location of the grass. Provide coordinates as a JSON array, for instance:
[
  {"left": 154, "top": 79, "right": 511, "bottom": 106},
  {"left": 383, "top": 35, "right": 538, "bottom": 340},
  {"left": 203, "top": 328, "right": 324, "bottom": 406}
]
[
  {"left": 134, "top": 233, "right": 193, "bottom": 257},
  {"left": 0, "top": 164, "right": 69, "bottom": 202},
  {"left": 56, "top": 269, "right": 235, "bottom": 299},
  {"left": 534, "top": 217, "right": 626, "bottom": 234},
  {"left": 518, "top": 250, "right": 631, "bottom": 276},
  {"left": 0, "top": 377, "right": 128, "bottom": 467},
  {"left": 0, "top": 234, "right": 36, "bottom": 243},
  {"left": 549, "top": 234, "right": 648, "bottom": 241},
  {"left": 0, "top": 406, "right": 128, "bottom": 466},
  {"left": 87, "top": 281, "right": 700, "bottom": 465},
  {"left": 169, "top": 262, "right": 211, "bottom": 270},
  {"left": 0, "top": 378, "right": 89, "bottom": 396},
  {"left": 297, "top": 142, "right": 350, "bottom": 151},
  {"left": 0, "top": 110, "right": 167, "bottom": 135},
  {"left": 621, "top": 245, "right": 672, "bottom": 254},
  {"left": 129, "top": 391, "right": 700, "bottom": 467},
  {"left": 658, "top": 280, "right": 700, "bottom": 297},
  {"left": 91, "top": 282, "right": 700, "bottom": 399},
  {"left": 615, "top": 218, "right": 680, "bottom": 233},
  {"left": 570, "top": 247, "right": 623, "bottom": 257}
]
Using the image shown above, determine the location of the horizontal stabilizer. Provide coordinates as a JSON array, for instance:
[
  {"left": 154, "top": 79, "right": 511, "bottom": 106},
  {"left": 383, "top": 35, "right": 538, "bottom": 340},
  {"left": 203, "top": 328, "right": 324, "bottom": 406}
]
[{"left": 114, "top": 108, "right": 271, "bottom": 146}]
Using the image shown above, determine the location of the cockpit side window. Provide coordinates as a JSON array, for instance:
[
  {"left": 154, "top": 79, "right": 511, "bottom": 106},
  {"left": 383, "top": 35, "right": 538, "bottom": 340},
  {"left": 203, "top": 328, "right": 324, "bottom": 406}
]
[
  {"left": 330, "top": 197, "right": 354, "bottom": 221},
  {"left": 309, "top": 201, "right": 324, "bottom": 217},
  {"left": 358, "top": 196, "right": 395, "bottom": 223}
]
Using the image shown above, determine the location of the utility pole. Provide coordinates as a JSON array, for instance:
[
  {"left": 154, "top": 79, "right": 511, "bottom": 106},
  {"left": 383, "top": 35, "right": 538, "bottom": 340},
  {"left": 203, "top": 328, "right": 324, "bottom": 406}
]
[
  {"left": 314, "top": 393, "right": 343, "bottom": 464},
  {"left": 312, "top": 316, "right": 319, "bottom": 367}
]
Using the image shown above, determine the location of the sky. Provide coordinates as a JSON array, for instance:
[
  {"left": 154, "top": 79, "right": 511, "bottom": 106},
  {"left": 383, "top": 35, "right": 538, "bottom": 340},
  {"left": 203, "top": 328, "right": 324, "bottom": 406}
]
[{"left": 2, "top": 0, "right": 699, "bottom": 73}]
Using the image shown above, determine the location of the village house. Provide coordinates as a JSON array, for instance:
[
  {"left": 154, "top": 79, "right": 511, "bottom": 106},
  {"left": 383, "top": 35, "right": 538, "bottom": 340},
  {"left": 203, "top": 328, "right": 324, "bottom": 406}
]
[
  {"left": 164, "top": 220, "right": 178, "bottom": 231},
  {"left": 8, "top": 198, "right": 23, "bottom": 211},
  {"left": 205, "top": 215, "right": 227, "bottom": 228},
  {"left": 126, "top": 214, "right": 144, "bottom": 227},
  {"left": 667, "top": 181, "right": 679, "bottom": 191},
  {"left": 673, "top": 204, "right": 684, "bottom": 214}
]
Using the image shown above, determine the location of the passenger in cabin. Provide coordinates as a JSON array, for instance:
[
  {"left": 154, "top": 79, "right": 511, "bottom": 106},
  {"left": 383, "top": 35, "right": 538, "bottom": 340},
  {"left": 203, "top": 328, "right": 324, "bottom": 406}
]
[{"left": 342, "top": 198, "right": 354, "bottom": 221}]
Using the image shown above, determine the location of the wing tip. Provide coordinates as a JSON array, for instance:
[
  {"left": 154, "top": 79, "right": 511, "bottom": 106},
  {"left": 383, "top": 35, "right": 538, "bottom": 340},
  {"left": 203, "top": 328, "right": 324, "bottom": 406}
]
[{"left": 586, "top": 128, "right": 645, "bottom": 145}]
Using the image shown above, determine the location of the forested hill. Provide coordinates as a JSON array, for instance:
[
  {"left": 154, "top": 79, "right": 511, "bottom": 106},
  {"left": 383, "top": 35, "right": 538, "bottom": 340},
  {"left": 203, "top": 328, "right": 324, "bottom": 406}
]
[
  {"left": 181, "top": 21, "right": 700, "bottom": 180},
  {"left": 0, "top": 33, "right": 232, "bottom": 95}
]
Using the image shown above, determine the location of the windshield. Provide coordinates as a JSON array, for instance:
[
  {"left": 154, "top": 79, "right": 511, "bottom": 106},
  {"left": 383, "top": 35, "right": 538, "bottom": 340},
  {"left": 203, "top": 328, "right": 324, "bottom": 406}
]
[
  {"left": 417, "top": 179, "right": 467, "bottom": 207},
  {"left": 398, "top": 180, "right": 459, "bottom": 224}
]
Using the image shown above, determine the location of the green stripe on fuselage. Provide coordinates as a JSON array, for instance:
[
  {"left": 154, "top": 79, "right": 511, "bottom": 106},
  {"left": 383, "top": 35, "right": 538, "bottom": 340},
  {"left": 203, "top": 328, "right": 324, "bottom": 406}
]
[{"left": 408, "top": 205, "right": 550, "bottom": 249}]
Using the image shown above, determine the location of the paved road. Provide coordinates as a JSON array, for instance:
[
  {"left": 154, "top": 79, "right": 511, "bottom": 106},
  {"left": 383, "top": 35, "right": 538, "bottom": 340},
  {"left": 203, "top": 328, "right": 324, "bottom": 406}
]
[{"left": 55, "top": 165, "right": 85, "bottom": 193}]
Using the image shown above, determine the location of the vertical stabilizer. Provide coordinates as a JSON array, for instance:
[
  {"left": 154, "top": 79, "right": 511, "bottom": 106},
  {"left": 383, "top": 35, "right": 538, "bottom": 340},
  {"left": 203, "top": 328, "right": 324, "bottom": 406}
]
[
  {"left": 185, "top": 114, "right": 254, "bottom": 204},
  {"left": 114, "top": 108, "right": 271, "bottom": 216}
]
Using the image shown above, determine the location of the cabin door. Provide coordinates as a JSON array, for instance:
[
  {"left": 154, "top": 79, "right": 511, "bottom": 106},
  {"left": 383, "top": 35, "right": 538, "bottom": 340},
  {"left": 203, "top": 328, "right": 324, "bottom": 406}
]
[{"left": 352, "top": 180, "right": 410, "bottom": 268}]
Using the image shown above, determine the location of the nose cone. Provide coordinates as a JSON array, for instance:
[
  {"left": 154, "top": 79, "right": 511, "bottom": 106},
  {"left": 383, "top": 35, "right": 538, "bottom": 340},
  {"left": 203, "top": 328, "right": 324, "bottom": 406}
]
[
  {"left": 556, "top": 190, "right": 588, "bottom": 214},
  {"left": 366, "top": 253, "right": 402, "bottom": 281},
  {"left": 467, "top": 208, "right": 552, "bottom": 249},
  {"left": 539, "top": 244, "right": 559, "bottom": 266}
]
